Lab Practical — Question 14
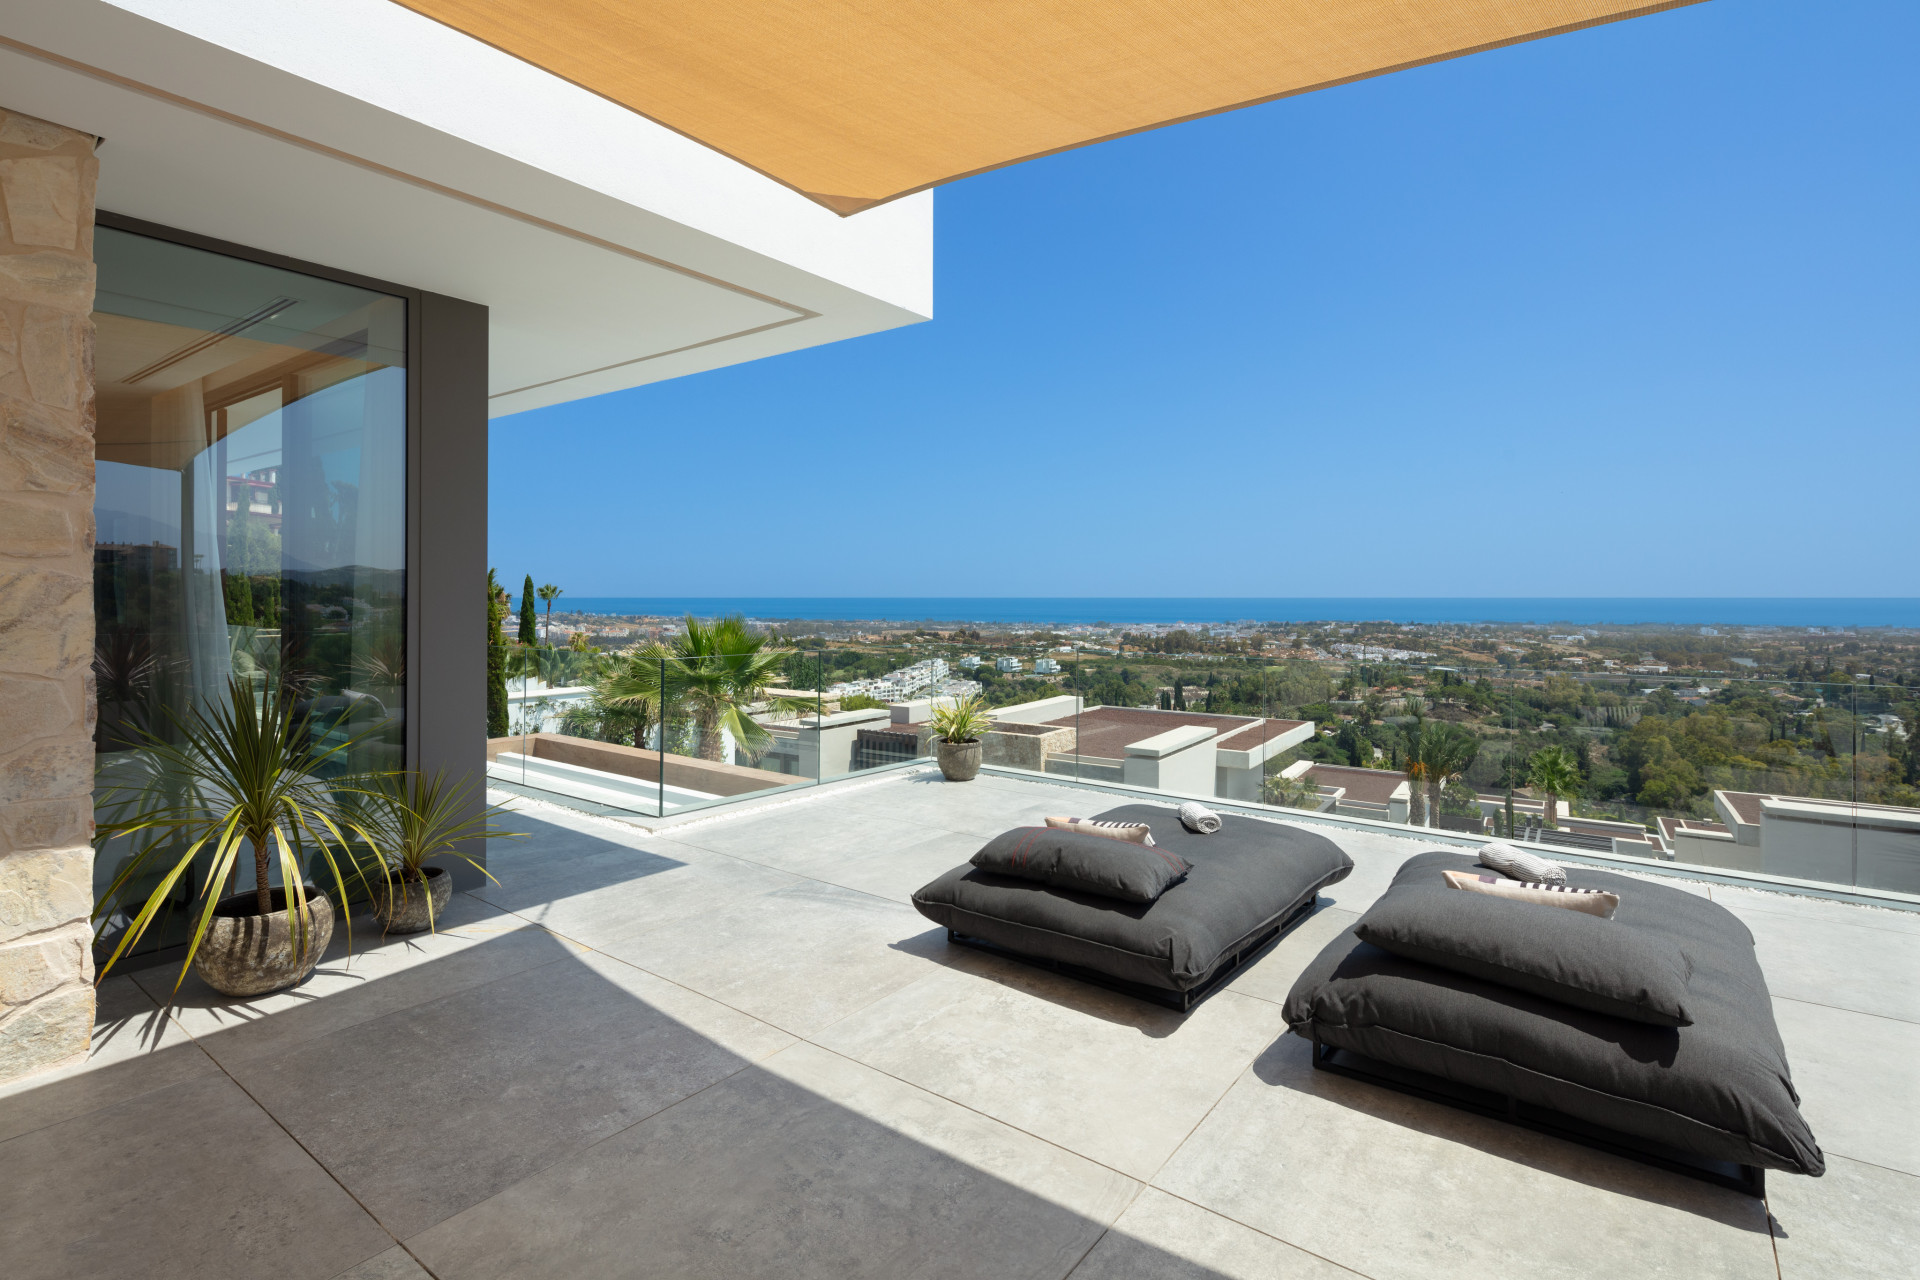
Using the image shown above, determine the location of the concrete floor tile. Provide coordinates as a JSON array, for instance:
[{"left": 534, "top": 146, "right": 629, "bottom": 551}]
[
  {"left": 666, "top": 803, "right": 947, "bottom": 871},
  {"left": 330, "top": 1246, "right": 434, "bottom": 1279},
  {"left": 1307, "top": 829, "right": 1439, "bottom": 914},
  {"left": 140, "top": 915, "right": 578, "bottom": 1071},
  {"left": 1771, "top": 997, "right": 1920, "bottom": 1176},
  {"left": 0, "top": 1071, "right": 389, "bottom": 1280},
  {"left": 595, "top": 878, "right": 948, "bottom": 1035},
  {"left": 1711, "top": 885, "right": 1920, "bottom": 937},
  {"left": 1223, "top": 906, "right": 1360, "bottom": 1007},
  {"left": 816, "top": 962, "right": 1286, "bottom": 1179},
  {"left": 232, "top": 949, "right": 794, "bottom": 1238},
  {"left": 475, "top": 847, "right": 806, "bottom": 945},
  {"left": 796, "top": 828, "right": 982, "bottom": 904},
  {"left": 409, "top": 1042, "right": 1138, "bottom": 1280},
  {"left": 1731, "top": 908, "right": 1920, "bottom": 1024},
  {"left": 0, "top": 975, "right": 216, "bottom": 1142},
  {"left": 1153, "top": 1035, "right": 1776, "bottom": 1280},
  {"left": 1071, "top": 1188, "right": 1358, "bottom": 1280},
  {"left": 1767, "top": 1152, "right": 1920, "bottom": 1280}
]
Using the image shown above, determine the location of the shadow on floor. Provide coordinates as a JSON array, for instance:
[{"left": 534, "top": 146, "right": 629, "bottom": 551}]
[
  {"left": 1251, "top": 1033, "right": 1772, "bottom": 1231},
  {"left": 2, "top": 899, "right": 1243, "bottom": 1280}
]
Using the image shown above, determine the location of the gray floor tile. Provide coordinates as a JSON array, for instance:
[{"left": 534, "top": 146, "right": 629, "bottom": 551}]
[
  {"left": 140, "top": 914, "right": 577, "bottom": 1071},
  {"left": 1224, "top": 906, "right": 1360, "bottom": 1006},
  {"left": 0, "top": 1071, "right": 389, "bottom": 1280},
  {"left": 1070, "top": 1188, "right": 1357, "bottom": 1280},
  {"left": 475, "top": 846, "right": 806, "bottom": 944},
  {"left": 1711, "top": 885, "right": 1920, "bottom": 937},
  {"left": 666, "top": 803, "right": 946, "bottom": 871},
  {"left": 1771, "top": 996, "right": 1920, "bottom": 1176},
  {"left": 794, "top": 828, "right": 982, "bottom": 903},
  {"left": 1153, "top": 1034, "right": 1777, "bottom": 1280},
  {"left": 1308, "top": 828, "right": 1438, "bottom": 913},
  {"left": 230, "top": 949, "right": 793, "bottom": 1238},
  {"left": 1767, "top": 1152, "right": 1920, "bottom": 1280},
  {"left": 330, "top": 1245, "right": 435, "bottom": 1279},
  {"left": 0, "top": 974, "right": 216, "bottom": 1142},
  {"left": 407, "top": 1042, "right": 1137, "bottom": 1280},
  {"left": 1735, "top": 906, "right": 1920, "bottom": 1024},
  {"left": 818, "top": 962, "right": 1285, "bottom": 1179},
  {"left": 594, "top": 877, "right": 949, "bottom": 1035}
]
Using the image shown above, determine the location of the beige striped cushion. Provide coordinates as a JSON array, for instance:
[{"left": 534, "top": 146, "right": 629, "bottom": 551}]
[
  {"left": 1442, "top": 869, "right": 1619, "bottom": 919},
  {"left": 1044, "top": 816, "right": 1156, "bottom": 846}
]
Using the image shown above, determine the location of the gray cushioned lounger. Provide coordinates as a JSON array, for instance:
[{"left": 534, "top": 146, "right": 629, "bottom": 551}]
[
  {"left": 1284, "top": 851, "right": 1824, "bottom": 1185},
  {"left": 913, "top": 804, "right": 1353, "bottom": 1008}
]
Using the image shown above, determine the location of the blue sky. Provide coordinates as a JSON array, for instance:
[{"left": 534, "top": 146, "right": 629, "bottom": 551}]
[{"left": 491, "top": 1, "right": 1917, "bottom": 600}]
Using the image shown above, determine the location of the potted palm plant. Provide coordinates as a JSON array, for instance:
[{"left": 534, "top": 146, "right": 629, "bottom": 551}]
[
  {"left": 930, "top": 695, "right": 991, "bottom": 781},
  {"left": 347, "top": 771, "right": 515, "bottom": 934},
  {"left": 93, "top": 676, "right": 376, "bottom": 998}
]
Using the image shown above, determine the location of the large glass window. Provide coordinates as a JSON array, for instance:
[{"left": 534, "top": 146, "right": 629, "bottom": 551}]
[{"left": 91, "top": 225, "right": 407, "bottom": 951}]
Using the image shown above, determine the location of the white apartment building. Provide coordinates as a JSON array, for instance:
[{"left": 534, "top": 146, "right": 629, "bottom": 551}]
[{"left": 997, "top": 656, "right": 1024, "bottom": 672}]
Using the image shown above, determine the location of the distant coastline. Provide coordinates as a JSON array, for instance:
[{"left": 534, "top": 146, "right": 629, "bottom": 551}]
[{"left": 546, "top": 597, "right": 1920, "bottom": 629}]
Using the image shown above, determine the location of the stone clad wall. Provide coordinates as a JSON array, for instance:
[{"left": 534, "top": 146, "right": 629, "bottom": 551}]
[{"left": 0, "top": 108, "right": 99, "bottom": 1082}]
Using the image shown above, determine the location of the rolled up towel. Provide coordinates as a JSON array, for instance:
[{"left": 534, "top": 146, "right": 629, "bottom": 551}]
[
  {"left": 1477, "top": 840, "right": 1567, "bottom": 885},
  {"left": 1178, "top": 801, "right": 1222, "bottom": 834}
]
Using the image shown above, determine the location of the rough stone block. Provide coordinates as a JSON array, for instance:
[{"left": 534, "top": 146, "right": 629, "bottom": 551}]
[
  {"left": 20, "top": 307, "right": 81, "bottom": 409},
  {"left": 0, "top": 253, "right": 95, "bottom": 313},
  {"left": 0, "top": 985, "right": 93, "bottom": 1080},
  {"left": 0, "top": 925, "right": 90, "bottom": 1006},
  {"left": 0, "top": 495, "right": 77, "bottom": 556},
  {"left": 0, "top": 110, "right": 77, "bottom": 152},
  {"left": 0, "top": 569, "right": 90, "bottom": 673},
  {"left": 0, "top": 846, "right": 93, "bottom": 944},
  {"left": 0, "top": 398, "right": 91, "bottom": 494},
  {"left": 0, "top": 679, "right": 72, "bottom": 743},
  {"left": 0, "top": 739, "right": 93, "bottom": 806},
  {"left": 0, "top": 798, "right": 91, "bottom": 856},
  {"left": 0, "top": 156, "right": 81, "bottom": 248}
]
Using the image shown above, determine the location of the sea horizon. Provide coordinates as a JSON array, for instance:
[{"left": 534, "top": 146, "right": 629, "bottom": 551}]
[{"left": 542, "top": 597, "right": 1920, "bottom": 629}]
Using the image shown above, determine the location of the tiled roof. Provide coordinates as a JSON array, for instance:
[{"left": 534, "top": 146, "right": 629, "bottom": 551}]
[
  {"left": 1217, "top": 719, "right": 1308, "bottom": 751},
  {"left": 1305, "top": 763, "right": 1408, "bottom": 805}
]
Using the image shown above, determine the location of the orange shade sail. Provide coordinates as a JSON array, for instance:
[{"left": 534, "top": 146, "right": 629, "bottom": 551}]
[{"left": 396, "top": 0, "right": 1700, "bottom": 214}]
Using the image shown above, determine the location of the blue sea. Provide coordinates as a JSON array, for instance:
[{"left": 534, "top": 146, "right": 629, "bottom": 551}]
[{"left": 551, "top": 598, "right": 1920, "bottom": 629}]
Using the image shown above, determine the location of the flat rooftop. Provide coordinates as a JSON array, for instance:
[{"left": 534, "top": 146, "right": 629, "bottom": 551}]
[
  {"left": 3, "top": 770, "right": 1911, "bottom": 1278},
  {"left": 1043, "top": 706, "right": 1253, "bottom": 761}
]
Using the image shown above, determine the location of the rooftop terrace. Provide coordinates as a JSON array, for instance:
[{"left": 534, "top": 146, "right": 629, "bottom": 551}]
[{"left": 4, "top": 770, "right": 1912, "bottom": 1279}]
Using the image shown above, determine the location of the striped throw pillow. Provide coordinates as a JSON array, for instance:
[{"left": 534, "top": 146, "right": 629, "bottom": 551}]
[
  {"left": 1442, "top": 869, "right": 1619, "bottom": 919},
  {"left": 1045, "top": 816, "right": 1156, "bottom": 846},
  {"left": 1477, "top": 840, "right": 1567, "bottom": 885}
]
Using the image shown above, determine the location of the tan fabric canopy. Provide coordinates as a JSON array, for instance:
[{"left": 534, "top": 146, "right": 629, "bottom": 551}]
[{"left": 397, "top": 0, "right": 1699, "bottom": 214}]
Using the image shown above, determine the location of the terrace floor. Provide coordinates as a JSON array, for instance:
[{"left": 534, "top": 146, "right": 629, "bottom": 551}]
[{"left": 4, "top": 770, "right": 1915, "bottom": 1279}]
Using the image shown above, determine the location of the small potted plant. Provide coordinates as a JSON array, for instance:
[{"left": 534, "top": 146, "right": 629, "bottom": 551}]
[
  {"left": 347, "top": 771, "right": 515, "bottom": 934},
  {"left": 93, "top": 676, "right": 376, "bottom": 999},
  {"left": 930, "top": 695, "right": 991, "bottom": 782}
]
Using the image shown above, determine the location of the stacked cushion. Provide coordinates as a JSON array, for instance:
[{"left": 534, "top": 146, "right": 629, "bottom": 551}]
[
  {"left": 915, "top": 803, "right": 1353, "bottom": 996},
  {"left": 973, "top": 827, "right": 1192, "bottom": 905},
  {"left": 1284, "top": 851, "right": 1824, "bottom": 1176}
]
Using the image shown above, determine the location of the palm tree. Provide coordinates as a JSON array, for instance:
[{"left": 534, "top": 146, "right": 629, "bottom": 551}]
[
  {"left": 1420, "top": 725, "right": 1480, "bottom": 825},
  {"left": 1402, "top": 716, "right": 1430, "bottom": 826},
  {"left": 1527, "top": 745, "right": 1582, "bottom": 829},
  {"left": 600, "top": 615, "right": 806, "bottom": 763},
  {"left": 537, "top": 583, "right": 563, "bottom": 643}
]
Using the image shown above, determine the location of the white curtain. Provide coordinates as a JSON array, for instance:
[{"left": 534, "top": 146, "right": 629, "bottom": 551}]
[{"left": 156, "top": 381, "right": 233, "bottom": 713}]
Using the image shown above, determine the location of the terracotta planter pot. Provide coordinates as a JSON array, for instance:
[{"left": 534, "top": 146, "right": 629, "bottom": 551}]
[
  {"left": 373, "top": 865, "right": 454, "bottom": 935},
  {"left": 192, "top": 886, "right": 334, "bottom": 997},
  {"left": 936, "top": 738, "right": 982, "bottom": 781}
]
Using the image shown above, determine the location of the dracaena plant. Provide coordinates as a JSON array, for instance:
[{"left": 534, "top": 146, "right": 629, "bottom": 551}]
[
  {"left": 93, "top": 675, "right": 382, "bottom": 994},
  {"left": 929, "top": 695, "right": 992, "bottom": 744},
  {"left": 342, "top": 771, "right": 516, "bottom": 932}
]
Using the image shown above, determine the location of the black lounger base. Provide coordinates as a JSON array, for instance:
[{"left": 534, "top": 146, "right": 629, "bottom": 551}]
[
  {"left": 948, "top": 893, "right": 1322, "bottom": 1012},
  {"left": 1310, "top": 1040, "right": 1766, "bottom": 1197}
]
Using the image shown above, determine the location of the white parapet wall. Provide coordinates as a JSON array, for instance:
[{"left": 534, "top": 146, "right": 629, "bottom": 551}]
[
  {"left": 1121, "top": 724, "right": 1219, "bottom": 796},
  {"left": 987, "top": 695, "right": 1083, "bottom": 726}
]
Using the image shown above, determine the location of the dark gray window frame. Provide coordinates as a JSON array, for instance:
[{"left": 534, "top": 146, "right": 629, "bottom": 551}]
[{"left": 94, "top": 211, "right": 490, "bottom": 883}]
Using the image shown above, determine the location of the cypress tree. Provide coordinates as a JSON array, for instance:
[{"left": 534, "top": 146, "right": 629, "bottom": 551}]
[
  {"left": 487, "top": 568, "right": 509, "bottom": 737},
  {"left": 1173, "top": 682, "right": 1186, "bottom": 710},
  {"left": 518, "top": 573, "right": 538, "bottom": 646}
]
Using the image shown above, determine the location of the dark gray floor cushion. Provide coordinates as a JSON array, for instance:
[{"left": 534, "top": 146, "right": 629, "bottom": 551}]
[
  {"left": 1285, "top": 851, "right": 1825, "bottom": 1176},
  {"left": 971, "top": 826, "right": 1193, "bottom": 904},
  {"left": 1354, "top": 882, "right": 1696, "bottom": 1026},
  {"left": 914, "top": 804, "right": 1353, "bottom": 994}
]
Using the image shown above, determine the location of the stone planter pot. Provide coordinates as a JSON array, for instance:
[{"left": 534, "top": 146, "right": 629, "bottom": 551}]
[
  {"left": 936, "top": 738, "right": 982, "bottom": 782},
  {"left": 192, "top": 886, "right": 334, "bottom": 998},
  {"left": 373, "top": 866, "right": 453, "bottom": 935}
]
